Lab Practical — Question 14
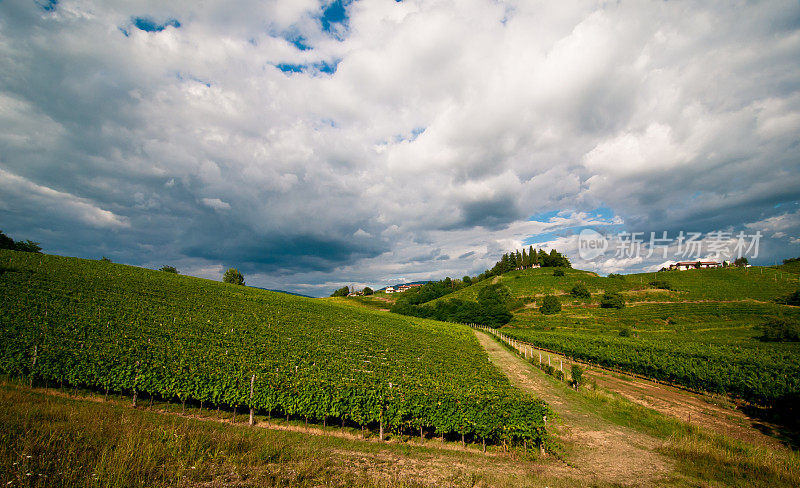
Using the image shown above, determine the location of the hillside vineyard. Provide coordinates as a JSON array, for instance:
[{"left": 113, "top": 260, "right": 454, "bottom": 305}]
[{"left": 0, "top": 251, "right": 551, "bottom": 447}]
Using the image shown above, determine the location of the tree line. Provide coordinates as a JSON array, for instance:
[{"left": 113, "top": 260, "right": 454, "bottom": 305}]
[
  {"left": 0, "top": 230, "right": 42, "bottom": 253},
  {"left": 387, "top": 247, "right": 572, "bottom": 327}
]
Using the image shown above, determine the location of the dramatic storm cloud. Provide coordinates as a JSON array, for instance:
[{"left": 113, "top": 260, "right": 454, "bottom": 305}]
[{"left": 1, "top": 0, "right": 799, "bottom": 295}]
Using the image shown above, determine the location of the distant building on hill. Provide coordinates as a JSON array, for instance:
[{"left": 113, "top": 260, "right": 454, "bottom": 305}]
[
  {"left": 668, "top": 261, "right": 722, "bottom": 271},
  {"left": 386, "top": 283, "right": 423, "bottom": 293}
]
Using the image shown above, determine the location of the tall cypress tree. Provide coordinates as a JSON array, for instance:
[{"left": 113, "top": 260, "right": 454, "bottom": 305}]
[
  {"left": 522, "top": 248, "right": 528, "bottom": 268},
  {"left": 516, "top": 250, "right": 523, "bottom": 269},
  {"left": 532, "top": 247, "right": 539, "bottom": 266}
]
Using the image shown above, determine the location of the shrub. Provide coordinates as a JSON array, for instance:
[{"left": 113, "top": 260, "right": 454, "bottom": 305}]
[
  {"left": 552, "top": 268, "right": 565, "bottom": 277},
  {"left": 570, "top": 283, "right": 591, "bottom": 299},
  {"left": 223, "top": 268, "right": 245, "bottom": 285},
  {"left": 648, "top": 280, "right": 673, "bottom": 290},
  {"left": 734, "top": 257, "right": 749, "bottom": 267},
  {"left": 571, "top": 365, "right": 584, "bottom": 388},
  {"left": 619, "top": 327, "right": 632, "bottom": 337},
  {"left": 600, "top": 292, "right": 625, "bottom": 309},
  {"left": 775, "top": 289, "right": 800, "bottom": 306},
  {"left": 100, "top": 256, "right": 112, "bottom": 263},
  {"left": 540, "top": 295, "right": 561, "bottom": 315},
  {"left": 363, "top": 287, "right": 373, "bottom": 295},
  {"left": 759, "top": 318, "right": 800, "bottom": 342},
  {"left": 331, "top": 286, "right": 349, "bottom": 297},
  {"left": 159, "top": 266, "right": 178, "bottom": 274},
  {"left": 607, "top": 273, "right": 624, "bottom": 280}
]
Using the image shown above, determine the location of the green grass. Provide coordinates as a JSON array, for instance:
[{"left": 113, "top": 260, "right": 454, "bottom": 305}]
[
  {"left": 325, "top": 295, "right": 391, "bottom": 311},
  {"left": 432, "top": 266, "right": 799, "bottom": 306},
  {"left": 0, "top": 250, "right": 549, "bottom": 445},
  {"left": 0, "top": 382, "right": 615, "bottom": 488},
  {"left": 484, "top": 331, "right": 800, "bottom": 488},
  {"left": 420, "top": 264, "right": 800, "bottom": 403}
]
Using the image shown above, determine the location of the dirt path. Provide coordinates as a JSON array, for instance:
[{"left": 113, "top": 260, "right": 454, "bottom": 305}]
[
  {"left": 587, "top": 370, "right": 785, "bottom": 449},
  {"left": 473, "top": 330, "right": 673, "bottom": 486},
  {"left": 484, "top": 331, "right": 785, "bottom": 450}
]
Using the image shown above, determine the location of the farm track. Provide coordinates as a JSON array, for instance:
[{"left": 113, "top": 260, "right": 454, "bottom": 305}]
[
  {"left": 477, "top": 330, "right": 788, "bottom": 451},
  {"left": 473, "top": 330, "right": 674, "bottom": 486}
]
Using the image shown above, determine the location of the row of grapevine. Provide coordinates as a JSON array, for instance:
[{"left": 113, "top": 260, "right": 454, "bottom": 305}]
[
  {"left": 500, "top": 327, "right": 800, "bottom": 405},
  {"left": 0, "top": 251, "right": 552, "bottom": 447}
]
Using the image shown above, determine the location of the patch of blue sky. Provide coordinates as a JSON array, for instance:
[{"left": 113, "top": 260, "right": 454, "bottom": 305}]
[
  {"left": 289, "top": 36, "right": 313, "bottom": 51},
  {"left": 321, "top": 1, "right": 348, "bottom": 32},
  {"left": 36, "top": 0, "right": 58, "bottom": 12},
  {"left": 587, "top": 206, "right": 615, "bottom": 220},
  {"left": 523, "top": 232, "right": 561, "bottom": 246},
  {"left": 392, "top": 127, "right": 426, "bottom": 143},
  {"left": 275, "top": 59, "right": 340, "bottom": 75},
  {"left": 527, "top": 210, "right": 560, "bottom": 222},
  {"left": 133, "top": 17, "right": 181, "bottom": 33},
  {"left": 529, "top": 206, "right": 617, "bottom": 224}
]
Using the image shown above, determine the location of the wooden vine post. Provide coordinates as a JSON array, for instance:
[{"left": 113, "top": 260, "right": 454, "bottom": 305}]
[
  {"left": 30, "top": 345, "right": 37, "bottom": 387},
  {"left": 249, "top": 374, "right": 255, "bottom": 426}
]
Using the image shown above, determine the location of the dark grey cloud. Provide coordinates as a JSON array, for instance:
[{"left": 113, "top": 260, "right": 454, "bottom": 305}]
[{"left": 1, "top": 0, "right": 799, "bottom": 295}]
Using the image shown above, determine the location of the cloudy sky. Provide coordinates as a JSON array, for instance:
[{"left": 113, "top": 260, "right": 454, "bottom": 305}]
[{"left": 1, "top": 0, "right": 799, "bottom": 296}]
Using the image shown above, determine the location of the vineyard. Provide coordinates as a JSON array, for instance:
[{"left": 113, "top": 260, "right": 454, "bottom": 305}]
[
  {"left": 406, "top": 264, "right": 800, "bottom": 405},
  {"left": 504, "top": 301, "right": 800, "bottom": 404},
  {"left": 428, "top": 266, "right": 800, "bottom": 305},
  {"left": 0, "top": 251, "right": 551, "bottom": 448}
]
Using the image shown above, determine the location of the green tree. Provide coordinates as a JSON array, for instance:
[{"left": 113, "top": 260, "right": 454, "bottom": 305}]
[
  {"left": 462, "top": 275, "right": 472, "bottom": 286},
  {"left": 363, "top": 286, "right": 374, "bottom": 295},
  {"left": 0, "top": 230, "right": 41, "bottom": 253},
  {"left": 13, "top": 240, "right": 42, "bottom": 253},
  {"left": 530, "top": 246, "right": 538, "bottom": 266},
  {"left": 570, "top": 283, "right": 590, "bottom": 299},
  {"left": 539, "top": 295, "right": 561, "bottom": 315},
  {"left": 553, "top": 268, "right": 565, "bottom": 277},
  {"left": 734, "top": 257, "right": 749, "bottom": 267},
  {"left": 160, "top": 265, "right": 178, "bottom": 274},
  {"left": 477, "top": 283, "right": 511, "bottom": 306},
  {"left": 0, "top": 231, "right": 14, "bottom": 250},
  {"left": 331, "top": 286, "right": 349, "bottom": 297},
  {"left": 759, "top": 318, "right": 800, "bottom": 342},
  {"left": 223, "top": 268, "right": 245, "bottom": 285},
  {"left": 600, "top": 292, "right": 625, "bottom": 309},
  {"left": 100, "top": 256, "right": 112, "bottom": 263},
  {"left": 521, "top": 248, "right": 528, "bottom": 268},
  {"left": 570, "top": 365, "right": 584, "bottom": 389}
]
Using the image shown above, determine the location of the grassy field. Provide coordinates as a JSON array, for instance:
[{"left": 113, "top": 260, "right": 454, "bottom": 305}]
[
  {"left": 416, "top": 265, "right": 800, "bottom": 404},
  {"left": 0, "top": 381, "right": 580, "bottom": 488},
  {"left": 429, "top": 265, "right": 799, "bottom": 304}
]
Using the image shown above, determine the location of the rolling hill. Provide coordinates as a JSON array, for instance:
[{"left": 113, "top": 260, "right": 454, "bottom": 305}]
[
  {"left": 0, "top": 250, "right": 550, "bottom": 446},
  {"left": 414, "top": 265, "right": 800, "bottom": 404}
]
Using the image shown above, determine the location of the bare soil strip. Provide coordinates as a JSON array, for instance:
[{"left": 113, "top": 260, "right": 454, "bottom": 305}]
[
  {"left": 492, "top": 334, "right": 785, "bottom": 450},
  {"left": 473, "top": 330, "right": 674, "bottom": 486}
]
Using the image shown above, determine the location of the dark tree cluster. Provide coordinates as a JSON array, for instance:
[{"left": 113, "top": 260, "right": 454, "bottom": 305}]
[
  {"left": 759, "top": 318, "right": 800, "bottom": 342},
  {"left": 0, "top": 230, "right": 42, "bottom": 253},
  {"left": 391, "top": 283, "right": 513, "bottom": 328},
  {"left": 331, "top": 286, "right": 350, "bottom": 297},
  {"left": 473, "top": 247, "right": 571, "bottom": 283},
  {"left": 391, "top": 277, "right": 474, "bottom": 305},
  {"left": 775, "top": 289, "right": 800, "bottom": 307}
]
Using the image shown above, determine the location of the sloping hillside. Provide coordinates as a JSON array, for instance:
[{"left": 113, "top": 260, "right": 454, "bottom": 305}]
[
  {"left": 430, "top": 265, "right": 799, "bottom": 305},
  {"left": 0, "top": 250, "right": 549, "bottom": 446}
]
